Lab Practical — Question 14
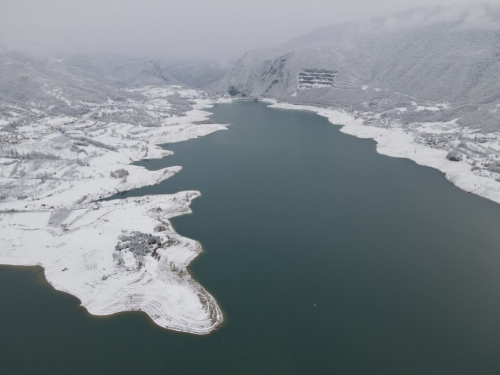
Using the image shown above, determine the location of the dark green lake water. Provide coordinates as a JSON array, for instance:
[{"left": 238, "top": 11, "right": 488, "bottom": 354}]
[{"left": 3, "top": 102, "right": 500, "bottom": 374}]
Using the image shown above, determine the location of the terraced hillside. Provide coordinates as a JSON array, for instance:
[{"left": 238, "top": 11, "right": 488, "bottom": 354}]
[{"left": 298, "top": 69, "right": 337, "bottom": 90}]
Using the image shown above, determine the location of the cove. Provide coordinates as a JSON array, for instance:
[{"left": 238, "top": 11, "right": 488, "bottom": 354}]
[{"left": 2, "top": 102, "right": 500, "bottom": 374}]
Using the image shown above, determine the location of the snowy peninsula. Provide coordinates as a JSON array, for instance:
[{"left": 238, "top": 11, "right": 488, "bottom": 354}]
[{"left": 0, "top": 80, "right": 226, "bottom": 334}]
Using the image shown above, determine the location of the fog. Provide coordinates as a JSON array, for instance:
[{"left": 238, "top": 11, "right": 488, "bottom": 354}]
[{"left": 0, "top": 0, "right": 487, "bottom": 60}]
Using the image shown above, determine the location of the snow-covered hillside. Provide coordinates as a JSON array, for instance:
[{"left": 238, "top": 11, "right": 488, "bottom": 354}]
[
  {"left": 217, "top": 4, "right": 500, "bottom": 198},
  {"left": 219, "top": 5, "right": 500, "bottom": 129},
  {"left": 162, "top": 59, "right": 231, "bottom": 90},
  {"left": 0, "top": 49, "right": 227, "bottom": 334}
]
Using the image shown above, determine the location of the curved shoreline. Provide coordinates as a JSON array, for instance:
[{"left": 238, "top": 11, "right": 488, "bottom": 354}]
[
  {"left": 0, "top": 88, "right": 227, "bottom": 334},
  {"left": 268, "top": 102, "right": 500, "bottom": 206}
]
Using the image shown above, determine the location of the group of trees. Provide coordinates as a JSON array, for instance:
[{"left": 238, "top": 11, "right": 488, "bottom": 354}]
[
  {"left": 110, "top": 168, "right": 129, "bottom": 179},
  {"left": 114, "top": 231, "right": 163, "bottom": 268}
]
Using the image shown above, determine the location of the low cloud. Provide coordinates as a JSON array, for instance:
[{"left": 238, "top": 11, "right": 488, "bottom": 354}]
[
  {"left": 381, "top": 4, "right": 500, "bottom": 31},
  {"left": 0, "top": 1, "right": 496, "bottom": 60}
]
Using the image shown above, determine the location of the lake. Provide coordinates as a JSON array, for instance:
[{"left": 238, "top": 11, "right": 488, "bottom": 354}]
[{"left": 2, "top": 102, "right": 500, "bottom": 374}]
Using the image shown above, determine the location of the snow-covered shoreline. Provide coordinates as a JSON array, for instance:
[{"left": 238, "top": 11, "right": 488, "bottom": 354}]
[
  {"left": 0, "top": 87, "right": 228, "bottom": 334},
  {"left": 268, "top": 102, "right": 500, "bottom": 205},
  {"left": 4, "top": 88, "right": 499, "bottom": 335}
]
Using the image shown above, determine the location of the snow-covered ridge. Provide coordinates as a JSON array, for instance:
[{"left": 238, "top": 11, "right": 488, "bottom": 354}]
[
  {"left": 217, "top": 4, "right": 500, "bottom": 135},
  {"left": 0, "top": 86, "right": 227, "bottom": 334}
]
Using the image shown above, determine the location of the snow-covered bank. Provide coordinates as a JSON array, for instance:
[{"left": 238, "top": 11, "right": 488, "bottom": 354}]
[
  {"left": 0, "top": 86, "right": 226, "bottom": 334},
  {"left": 1, "top": 193, "right": 222, "bottom": 334},
  {"left": 268, "top": 102, "right": 500, "bottom": 205}
]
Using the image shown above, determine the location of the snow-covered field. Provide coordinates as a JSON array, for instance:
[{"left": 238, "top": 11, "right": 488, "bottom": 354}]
[
  {"left": 269, "top": 102, "right": 500, "bottom": 205},
  {"left": 0, "top": 86, "right": 227, "bottom": 334}
]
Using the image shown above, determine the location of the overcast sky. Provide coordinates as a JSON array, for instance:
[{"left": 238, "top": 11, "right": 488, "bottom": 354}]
[{"left": 0, "top": 0, "right": 487, "bottom": 60}]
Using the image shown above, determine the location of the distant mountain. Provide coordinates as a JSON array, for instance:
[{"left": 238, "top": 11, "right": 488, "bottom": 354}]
[
  {"left": 0, "top": 50, "right": 176, "bottom": 114},
  {"left": 218, "top": 4, "right": 500, "bottom": 131},
  {"left": 62, "top": 54, "right": 175, "bottom": 88},
  {"left": 162, "top": 60, "right": 232, "bottom": 89}
]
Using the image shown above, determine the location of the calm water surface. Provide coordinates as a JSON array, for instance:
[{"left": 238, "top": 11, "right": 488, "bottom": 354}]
[{"left": 2, "top": 102, "right": 500, "bottom": 374}]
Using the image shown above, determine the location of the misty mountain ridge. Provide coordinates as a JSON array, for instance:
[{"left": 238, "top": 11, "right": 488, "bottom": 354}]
[
  {"left": 162, "top": 59, "right": 233, "bottom": 90},
  {"left": 62, "top": 54, "right": 174, "bottom": 88},
  {"left": 1, "top": 3, "right": 499, "bottom": 132},
  {"left": 218, "top": 3, "right": 500, "bottom": 131},
  {"left": 0, "top": 50, "right": 176, "bottom": 115}
]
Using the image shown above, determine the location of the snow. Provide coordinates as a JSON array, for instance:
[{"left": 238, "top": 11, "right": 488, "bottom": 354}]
[
  {"left": 417, "top": 106, "right": 440, "bottom": 111},
  {"left": 0, "top": 86, "right": 227, "bottom": 334},
  {"left": 269, "top": 102, "right": 500, "bottom": 205},
  {"left": 0, "top": 192, "right": 222, "bottom": 334}
]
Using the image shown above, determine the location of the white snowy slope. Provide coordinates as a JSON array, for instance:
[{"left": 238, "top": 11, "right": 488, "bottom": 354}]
[
  {"left": 0, "top": 64, "right": 227, "bottom": 334},
  {"left": 218, "top": 4, "right": 500, "bottom": 205},
  {"left": 219, "top": 4, "right": 500, "bottom": 113}
]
